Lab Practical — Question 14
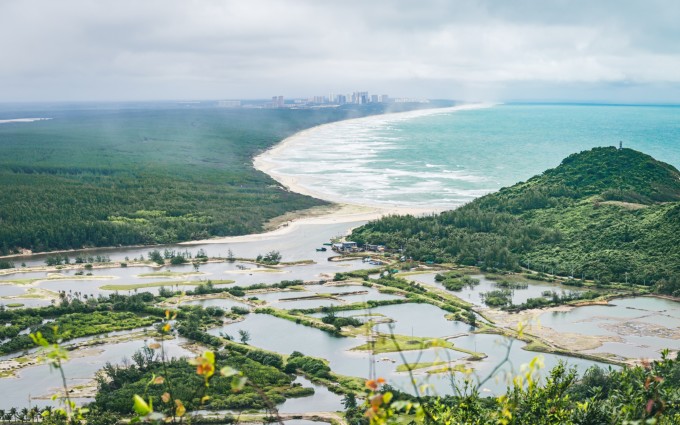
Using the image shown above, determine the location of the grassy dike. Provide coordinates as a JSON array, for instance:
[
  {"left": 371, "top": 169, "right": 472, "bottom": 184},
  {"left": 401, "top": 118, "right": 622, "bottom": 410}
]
[{"left": 99, "top": 279, "right": 235, "bottom": 291}]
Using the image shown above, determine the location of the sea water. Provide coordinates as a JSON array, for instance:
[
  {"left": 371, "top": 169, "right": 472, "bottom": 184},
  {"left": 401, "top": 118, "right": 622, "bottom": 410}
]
[{"left": 263, "top": 103, "right": 680, "bottom": 209}]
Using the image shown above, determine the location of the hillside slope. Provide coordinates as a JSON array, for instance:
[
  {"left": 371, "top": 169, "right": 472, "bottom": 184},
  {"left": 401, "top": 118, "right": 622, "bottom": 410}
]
[{"left": 351, "top": 147, "right": 680, "bottom": 291}]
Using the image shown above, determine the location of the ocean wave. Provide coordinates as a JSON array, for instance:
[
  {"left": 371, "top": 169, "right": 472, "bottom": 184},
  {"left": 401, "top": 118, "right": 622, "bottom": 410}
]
[
  {"left": 0, "top": 118, "right": 52, "bottom": 124},
  {"left": 255, "top": 103, "right": 496, "bottom": 209}
]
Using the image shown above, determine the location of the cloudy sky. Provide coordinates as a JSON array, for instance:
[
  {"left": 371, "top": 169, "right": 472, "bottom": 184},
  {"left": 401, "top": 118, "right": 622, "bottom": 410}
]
[{"left": 2, "top": 0, "right": 679, "bottom": 103}]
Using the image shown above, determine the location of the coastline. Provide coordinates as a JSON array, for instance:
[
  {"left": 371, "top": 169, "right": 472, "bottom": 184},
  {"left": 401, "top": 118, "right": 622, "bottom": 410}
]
[
  {"left": 190, "top": 105, "right": 490, "bottom": 245},
  {"left": 253, "top": 103, "right": 493, "bottom": 213},
  {"left": 1, "top": 104, "right": 478, "bottom": 258}
]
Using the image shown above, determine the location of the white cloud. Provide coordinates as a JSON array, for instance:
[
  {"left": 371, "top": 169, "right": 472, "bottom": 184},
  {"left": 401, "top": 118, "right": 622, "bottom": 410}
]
[{"left": 0, "top": 0, "right": 679, "bottom": 102}]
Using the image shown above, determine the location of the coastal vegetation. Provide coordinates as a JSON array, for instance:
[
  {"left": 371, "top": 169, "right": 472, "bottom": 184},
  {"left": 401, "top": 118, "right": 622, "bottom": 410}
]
[
  {"left": 351, "top": 147, "right": 680, "bottom": 290},
  {"left": 0, "top": 103, "right": 444, "bottom": 254}
]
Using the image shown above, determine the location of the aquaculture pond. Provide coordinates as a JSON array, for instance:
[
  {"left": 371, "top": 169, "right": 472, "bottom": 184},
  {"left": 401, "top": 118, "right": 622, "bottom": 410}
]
[
  {"left": 0, "top": 258, "right": 369, "bottom": 307},
  {"left": 209, "top": 307, "right": 611, "bottom": 396},
  {"left": 249, "top": 284, "right": 404, "bottom": 310},
  {"left": 2, "top": 336, "right": 192, "bottom": 409},
  {"left": 181, "top": 297, "right": 250, "bottom": 310},
  {"left": 410, "top": 272, "right": 585, "bottom": 307},
  {"left": 277, "top": 376, "right": 344, "bottom": 413},
  {"left": 538, "top": 296, "right": 680, "bottom": 360}
]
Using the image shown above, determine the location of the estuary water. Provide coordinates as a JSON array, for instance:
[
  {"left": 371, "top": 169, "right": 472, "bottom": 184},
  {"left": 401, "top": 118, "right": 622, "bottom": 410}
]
[{"left": 259, "top": 103, "right": 680, "bottom": 209}]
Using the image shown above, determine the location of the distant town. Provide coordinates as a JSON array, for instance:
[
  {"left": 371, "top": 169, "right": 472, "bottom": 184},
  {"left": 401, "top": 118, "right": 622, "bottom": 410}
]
[{"left": 216, "top": 91, "right": 430, "bottom": 109}]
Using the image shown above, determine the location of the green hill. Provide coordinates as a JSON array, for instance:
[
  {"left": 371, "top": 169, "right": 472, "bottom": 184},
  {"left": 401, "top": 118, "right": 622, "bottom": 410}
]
[{"left": 351, "top": 147, "right": 680, "bottom": 293}]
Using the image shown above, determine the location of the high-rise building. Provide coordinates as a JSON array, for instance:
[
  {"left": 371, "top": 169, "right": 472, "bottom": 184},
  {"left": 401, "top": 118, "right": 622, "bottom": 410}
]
[
  {"left": 271, "top": 96, "right": 284, "bottom": 108},
  {"left": 380, "top": 94, "right": 389, "bottom": 103},
  {"left": 353, "top": 91, "right": 369, "bottom": 104},
  {"left": 371, "top": 94, "right": 379, "bottom": 103}
]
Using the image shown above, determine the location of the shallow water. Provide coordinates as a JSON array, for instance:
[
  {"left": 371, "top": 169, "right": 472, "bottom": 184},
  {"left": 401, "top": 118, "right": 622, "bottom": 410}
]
[
  {"left": 250, "top": 284, "right": 404, "bottom": 310},
  {"left": 277, "top": 375, "right": 343, "bottom": 413},
  {"left": 539, "top": 297, "right": 680, "bottom": 359},
  {"left": 11, "top": 221, "right": 364, "bottom": 268},
  {"left": 208, "top": 309, "right": 610, "bottom": 396},
  {"left": 182, "top": 297, "right": 249, "bottom": 310},
  {"left": 1, "top": 336, "right": 191, "bottom": 409},
  {"left": 0, "top": 256, "right": 368, "bottom": 304},
  {"left": 369, "top": 303, "right": 473, "bottom": 337},
  {"left": 410, "top": 272, "right": 584, "bottom": 307},
  {"left": 0, "top": 285, "right": 27, "bottom": 297}
]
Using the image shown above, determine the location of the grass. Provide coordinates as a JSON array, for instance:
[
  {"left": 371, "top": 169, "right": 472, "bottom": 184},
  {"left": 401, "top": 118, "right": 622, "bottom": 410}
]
[
  {"left": 137, "top": 271, "right": 204, "bottom": 278},
  {"left": 427, "top": 364, "right": 473, "bottom": 375},
  {"left": 225, "top": 268, "right": 285, "bottom": 274},
  {"left": 99, "top": 279, "right": 234, "bottom": 291},
  {"left": 395, "top": 361, "right": 449, "bottom": 372},
  {"left": 10, "top": 293, "right": 45, "bottom": 299},
  {"left": 0, "top": 279, "right": 37, "bottom": 285},
  {"left": 254, "top": 307, "right": 340, "bottom": 335},
  {"left": 5, "top": 303, "right": 24, "bottom": 308},
  {"left": 395, "top": 270, "right": 441, "bottom": 278},
  {"left": 46, "top": 274, "right": 115, "bottom": 281},
  {"left": 352, "top": 334, "right": 454, "bottom": 354}
]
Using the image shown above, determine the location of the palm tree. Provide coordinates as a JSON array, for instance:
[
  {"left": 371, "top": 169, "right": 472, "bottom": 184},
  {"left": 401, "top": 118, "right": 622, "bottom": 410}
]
[
  {"left": 27, "top": 407, "right": 37, "bottom": 423},
  {"left": 0, "top": 409, "right": 5, "bottom": 422},
  {"left": 8, "top": 408, "right": 17, "bottom": 422},
  {"left": 20, "top": 408, "right": 29, "bottom": 422}
]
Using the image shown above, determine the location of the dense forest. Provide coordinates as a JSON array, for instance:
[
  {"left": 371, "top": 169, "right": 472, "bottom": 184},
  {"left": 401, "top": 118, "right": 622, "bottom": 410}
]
[
  {"left": 0, "top": 102, "right": 446, "bottom": 254},
  {"left": 352, "top": 147, "right": 680, "bottom": 291}
]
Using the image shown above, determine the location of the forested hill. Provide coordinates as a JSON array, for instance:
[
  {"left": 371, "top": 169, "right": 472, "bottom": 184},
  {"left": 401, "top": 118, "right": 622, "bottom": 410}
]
[{"left": 351, "top": 147, "right": 680, "bottom": 293}]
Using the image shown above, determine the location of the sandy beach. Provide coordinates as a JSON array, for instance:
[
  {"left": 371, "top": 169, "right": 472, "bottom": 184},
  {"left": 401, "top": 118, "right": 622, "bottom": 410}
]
[
  {"left": 253, "top": 103, "right": 492, "bottom": 208},
  {"left": 188, "top": 106, "right": 490, "bottom": 245}
]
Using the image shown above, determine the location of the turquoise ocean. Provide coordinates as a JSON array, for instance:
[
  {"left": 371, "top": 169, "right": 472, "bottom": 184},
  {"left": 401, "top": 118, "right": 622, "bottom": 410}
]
[{"left": 264, "top": 103, "right": 680, "bottom": 209}]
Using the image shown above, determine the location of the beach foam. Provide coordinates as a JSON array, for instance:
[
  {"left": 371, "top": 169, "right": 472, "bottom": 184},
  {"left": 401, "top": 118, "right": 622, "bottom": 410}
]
[
  {"left": 0, "top": 118, "right": 52, "bottom": 124},
  {"left": 254, "top": 103, "right": 496, "bottom": 210}
]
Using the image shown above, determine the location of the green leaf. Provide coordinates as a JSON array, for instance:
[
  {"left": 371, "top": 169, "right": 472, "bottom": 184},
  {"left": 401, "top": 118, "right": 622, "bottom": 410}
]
[{"left": 133, "top": 395, "right": 152, "bottom": 416}]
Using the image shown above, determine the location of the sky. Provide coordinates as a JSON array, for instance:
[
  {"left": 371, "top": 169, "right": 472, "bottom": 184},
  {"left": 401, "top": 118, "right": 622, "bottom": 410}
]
[{"left": 1, "top": 0, "right": 680, "bottom": 103}]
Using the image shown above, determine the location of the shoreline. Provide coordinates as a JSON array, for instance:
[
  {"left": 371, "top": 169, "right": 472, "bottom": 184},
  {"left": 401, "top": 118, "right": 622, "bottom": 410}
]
[
  {"left": 253, "top": 102, "right": 493, "bottom": 211},
  {"left": 3, "top": 105, "right": 470, "bottom": 260}
]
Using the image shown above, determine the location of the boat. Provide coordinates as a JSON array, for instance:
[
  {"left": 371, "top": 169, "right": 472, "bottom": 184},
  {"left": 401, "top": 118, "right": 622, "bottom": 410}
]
[{"left": 316, "top": 247, "right": 327, "bottom": 252}]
